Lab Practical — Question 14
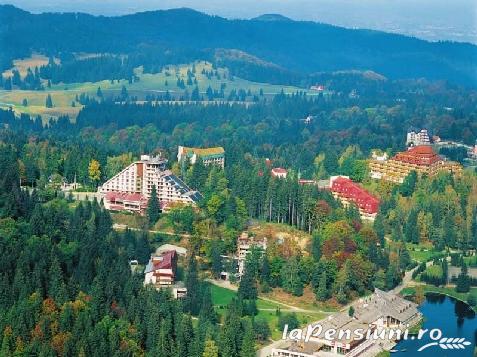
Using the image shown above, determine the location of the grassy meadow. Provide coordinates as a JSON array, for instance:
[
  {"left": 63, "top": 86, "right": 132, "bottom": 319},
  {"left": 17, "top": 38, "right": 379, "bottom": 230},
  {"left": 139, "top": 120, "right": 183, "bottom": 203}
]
[
  {"left": 1, "top": 58, "right": 313, "bottom": 122},
  {"left": 209, "top": 283, "right": 327, "bottom": 340}
]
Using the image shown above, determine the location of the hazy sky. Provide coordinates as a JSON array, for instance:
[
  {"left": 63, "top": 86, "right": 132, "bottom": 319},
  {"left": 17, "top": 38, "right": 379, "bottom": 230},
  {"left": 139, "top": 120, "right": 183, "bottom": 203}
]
[{"left": 2, "top": 0, "right": 476, "bottom": 43}]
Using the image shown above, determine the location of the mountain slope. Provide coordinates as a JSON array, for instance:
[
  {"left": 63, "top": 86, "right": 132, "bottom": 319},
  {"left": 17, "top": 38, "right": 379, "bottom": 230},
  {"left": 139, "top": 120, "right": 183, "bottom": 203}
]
[{"left": 0, "top": 5, "right": 476, "bottom": 85}]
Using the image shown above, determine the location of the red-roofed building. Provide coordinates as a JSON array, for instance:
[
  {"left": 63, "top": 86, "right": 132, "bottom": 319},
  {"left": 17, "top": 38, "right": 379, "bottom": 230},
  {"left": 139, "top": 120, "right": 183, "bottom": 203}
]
[
  {"left": 329, "top": 176, "right": 380, "bottom": 221},
  {"left": 144, "top": 250, "right": 178, "bottom": 286},
  {"left": 369, "top": 145, "right": 462, "bottom": 183},
  {"left": 103, "top": 191, "right": 148, "bottom": 214},
  {"left": 271, "top": 167, "right": 288, "bottom": 179}
]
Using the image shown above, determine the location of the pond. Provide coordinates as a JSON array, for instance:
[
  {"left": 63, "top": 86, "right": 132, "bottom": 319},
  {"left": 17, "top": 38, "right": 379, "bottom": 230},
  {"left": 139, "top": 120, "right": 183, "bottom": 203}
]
[{"left": 395, "top": 293, "right": 476, "bottom": 356}]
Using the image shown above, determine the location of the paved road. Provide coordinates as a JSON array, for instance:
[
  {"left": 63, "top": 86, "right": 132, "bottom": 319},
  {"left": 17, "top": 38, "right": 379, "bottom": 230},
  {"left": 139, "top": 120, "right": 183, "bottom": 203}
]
[{"left": 112, "top": 223, "right": 192, "bottom": 238}]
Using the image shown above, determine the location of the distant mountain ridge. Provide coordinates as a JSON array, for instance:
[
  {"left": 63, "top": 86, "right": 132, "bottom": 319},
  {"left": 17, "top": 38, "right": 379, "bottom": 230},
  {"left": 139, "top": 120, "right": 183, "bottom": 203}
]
[{"left": 0, "top": 5, "right": 476, "bottom": 86}]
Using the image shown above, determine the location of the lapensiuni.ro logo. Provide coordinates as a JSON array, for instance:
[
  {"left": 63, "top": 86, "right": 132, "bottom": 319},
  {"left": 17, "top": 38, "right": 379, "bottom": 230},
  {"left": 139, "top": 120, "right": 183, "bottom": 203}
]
[{"left": 282, "top": 323, "right": 472, "bottom": 352}]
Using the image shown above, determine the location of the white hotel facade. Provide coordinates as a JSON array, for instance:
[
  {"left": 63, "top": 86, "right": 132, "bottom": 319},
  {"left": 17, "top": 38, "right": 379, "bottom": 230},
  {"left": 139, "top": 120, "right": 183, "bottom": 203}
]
[{"left": 99, "top": 155, "right": 202, "bottom": 212}]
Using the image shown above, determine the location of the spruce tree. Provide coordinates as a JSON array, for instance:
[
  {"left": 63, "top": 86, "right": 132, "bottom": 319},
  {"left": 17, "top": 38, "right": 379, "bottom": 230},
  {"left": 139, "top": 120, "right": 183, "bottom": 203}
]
[
  {"left": 456, "top": 263, "right": 470, "bottom": 293},
  {"left": 147, "top": 185, "right": 160, "bottom": 226},
  {"left": 45, "top": 94, "right": 53, "bottom": 108},
  {"left": 315, "top": 271, "right": 328, "bottom": 301},
  {"left": 240, "top": 320, "right": 256, "bottom": 357}
]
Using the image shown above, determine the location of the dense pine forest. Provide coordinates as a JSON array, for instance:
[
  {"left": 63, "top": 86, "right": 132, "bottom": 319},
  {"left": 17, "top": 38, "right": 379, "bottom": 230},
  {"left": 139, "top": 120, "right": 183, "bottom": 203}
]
[
  {"left": 1, "top": 4, "right": 477, "bottom": 355},
  {"left": 1, "top": 5, "right": 476, "bottom": 86}
]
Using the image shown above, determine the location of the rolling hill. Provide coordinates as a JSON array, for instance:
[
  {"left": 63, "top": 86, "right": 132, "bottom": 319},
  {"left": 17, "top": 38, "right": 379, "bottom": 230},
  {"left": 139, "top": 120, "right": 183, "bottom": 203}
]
[{"left": 0, "top": 5, "right": 476, "bottom": 86}]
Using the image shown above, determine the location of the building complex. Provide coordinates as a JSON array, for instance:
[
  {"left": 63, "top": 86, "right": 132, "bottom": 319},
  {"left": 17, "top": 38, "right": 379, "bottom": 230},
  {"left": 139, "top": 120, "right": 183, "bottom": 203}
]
[
  {"left": 329, "top": 176, "right": 380, "bottom": 221},
  {"left": 369, "top": 145, "right": 462, "bottom": 184},
  {"left": 99, "top": 155, "right": 202, "bottom": 213},
  {"left": 406, "top": 129, "right": 431, "bottom": 147},
  {"left": 272, "top": 289, "right": 421, "bottom": 357},
  {"left": 177, "top": 146, "right": 225, "bottom": 168}
]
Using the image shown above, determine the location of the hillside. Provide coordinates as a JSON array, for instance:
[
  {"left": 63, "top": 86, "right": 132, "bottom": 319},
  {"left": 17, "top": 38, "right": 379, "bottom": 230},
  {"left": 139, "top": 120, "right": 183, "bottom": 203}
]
[
  {"left": 0, "top": 5, "right": 476, "bottom": 86},
  {"left": 0, "top": 61, "right": 308, "bottom": 120}
]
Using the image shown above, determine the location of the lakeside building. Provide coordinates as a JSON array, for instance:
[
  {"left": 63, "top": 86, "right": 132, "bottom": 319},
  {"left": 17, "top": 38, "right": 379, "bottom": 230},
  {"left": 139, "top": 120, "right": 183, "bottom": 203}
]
[
  {"left": 329, "top": 176, "right": 380, "bottom": 221},
  {"left": 272, "top": 289, "right": 421, "bottom": 357},
  {"left": 177, "top": 146, "right": 225, "bottom": 168},
  {"left": 406, "top": 129, "right": 431, "bottom": 147},
  {"left": 100, "top": 155, "right": 202, "bottom": 213},
  {"left": 271, "top": 167, "right": 288, "bottom": 179},
  {"left": 369, "top": 145, "right": 462, "bottom": 184}
]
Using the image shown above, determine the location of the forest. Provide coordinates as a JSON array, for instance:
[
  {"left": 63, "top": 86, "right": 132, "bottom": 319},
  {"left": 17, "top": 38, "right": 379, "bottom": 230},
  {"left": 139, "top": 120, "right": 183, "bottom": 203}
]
[
  {"left": 0, "top": 19, "right": 476, "bottom": 351},
  {"left": 1, "top": 5, "right": 476, "bottom": 86}
]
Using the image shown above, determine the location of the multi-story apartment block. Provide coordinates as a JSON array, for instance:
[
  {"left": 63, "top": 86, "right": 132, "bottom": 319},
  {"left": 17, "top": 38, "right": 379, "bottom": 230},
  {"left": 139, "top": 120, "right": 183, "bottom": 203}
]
[
  {"left": 237, "top": 232, "right": 267, "bottom": 276},
  {"left": 100, "top": 155, "right": 202, "bottom": 213},
  {"left": 329, "top": 176, "right": 380, "bottom": 221},
  {"left": 406, "top": 128, "right": 431, "bottom": 147},
  {"left": 177, "top": 146, "right": 225, "bottom": 168},
  {"left": 369, "top": 145, "right": 462, "bottom": 184}
]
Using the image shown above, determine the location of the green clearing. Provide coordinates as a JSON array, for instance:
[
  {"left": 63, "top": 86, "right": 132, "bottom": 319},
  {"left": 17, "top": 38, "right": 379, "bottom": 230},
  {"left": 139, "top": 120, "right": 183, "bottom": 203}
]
[
  {"left": 405, "top": 242, "right": 443, "bottom": 263},
  {"left": 209, "top": 283, "right": 326, "bottom": 339},
  {"left": 1, "top": 60, "right": 313, "bottom": 121},
  {"left": 400, "top": 285, "right": 477, "bottom": 312}
]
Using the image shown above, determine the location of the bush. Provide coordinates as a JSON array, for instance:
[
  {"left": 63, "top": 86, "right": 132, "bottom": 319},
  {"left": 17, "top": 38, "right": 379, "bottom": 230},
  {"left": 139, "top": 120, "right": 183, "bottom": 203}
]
[
  {"left": 467, "top": 292, "right": 476, "bottom": 307},
  {"left": 278, "top": 313, "right": 299, "bottom": 331}
]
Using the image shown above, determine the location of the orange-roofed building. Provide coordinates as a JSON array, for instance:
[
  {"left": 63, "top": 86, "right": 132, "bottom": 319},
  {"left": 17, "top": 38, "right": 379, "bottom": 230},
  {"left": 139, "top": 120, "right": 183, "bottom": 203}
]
[{"left": 369, "top": 145, "right": 462, "bottom": 184}]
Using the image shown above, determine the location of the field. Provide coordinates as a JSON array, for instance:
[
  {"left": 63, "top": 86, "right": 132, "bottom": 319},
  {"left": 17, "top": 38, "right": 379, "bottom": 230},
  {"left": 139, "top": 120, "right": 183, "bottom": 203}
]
[
  {"left": 2, "top": 53, "right": 51, "bottom": 77},
  {"left": 405, "top": 242, "right": 444, "bottom": 263},
  {"left": 1, "top": 57, "right": 314, "bottom": 122},
  {"left": 209, "top": 283, "right": 327, "bottom": 340}
]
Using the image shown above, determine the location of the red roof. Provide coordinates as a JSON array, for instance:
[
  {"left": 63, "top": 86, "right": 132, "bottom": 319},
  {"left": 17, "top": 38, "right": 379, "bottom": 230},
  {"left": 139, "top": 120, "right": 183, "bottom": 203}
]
[
  {"left": 105, "top": 191, "right": 147, "bottom": 203},
  {"left": 153, "top": 250, "right": 176, "bottom": 270},
  {"left": 393, "top": 145, "right": 441, "bottom": 166},
  {"left": 330, "top": 177, "right": 380, "bottom": 214},
  {"left": 271, "top": 167, "right": 288, "bottom": 178}
]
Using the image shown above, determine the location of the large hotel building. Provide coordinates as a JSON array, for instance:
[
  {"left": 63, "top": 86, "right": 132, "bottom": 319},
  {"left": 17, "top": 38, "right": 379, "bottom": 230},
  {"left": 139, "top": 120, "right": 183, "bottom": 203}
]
[
  {"left": 369, "top": 145, "right": 462, "bottom": 184},
  {"left": 177, "top": 146, "right": 225, "bottom": 168},
  {"left": 99, "top": 155, "right": 202, "bottom": 213},
  {"left": 329, "top": 176, "right": 379, "bottom": 221}
]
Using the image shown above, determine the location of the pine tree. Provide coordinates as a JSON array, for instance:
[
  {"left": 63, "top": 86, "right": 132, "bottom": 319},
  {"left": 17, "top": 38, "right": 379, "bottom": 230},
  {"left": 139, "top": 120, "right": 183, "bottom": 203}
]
[
  {"left": 147, "top": 185, "right": 160, "bottom": 226},
  {"left": 240, "top": 320, "right": 255, "bottom": 357},
  {"left": 315, "top": 271, "right": 328, "bottom": 301},
  {"left": 348, "top": 306, "right": 355, "bottom": 317},
  {"left": 311, "top": 231, "right": 322, "bottom": 261},
  {"left": 120, "top": 85, "right": 128, "bottom": 100},
  {"left": 96, "top": 86, "right": 103, "bottom": 98},
  {"left": 404, "top": 209, "right": 419, "bottom": 243},
  {"left": 48, "top": 256, "right": 68, "bottom": 305},
  {"left": 184, "top": 254, "right": 200, "bottom": 315},
  {"left": 211, "top": 244, "right": 222, "bottom": 279},
  {"left": 373, "top": 212, "right": 385, "bottom": 245},
  {"left": 45, "top": 94, "right": 53, "bottom": 108},
  {"left": 456, "top": 263, "right": 470, "bottom": 293}
]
